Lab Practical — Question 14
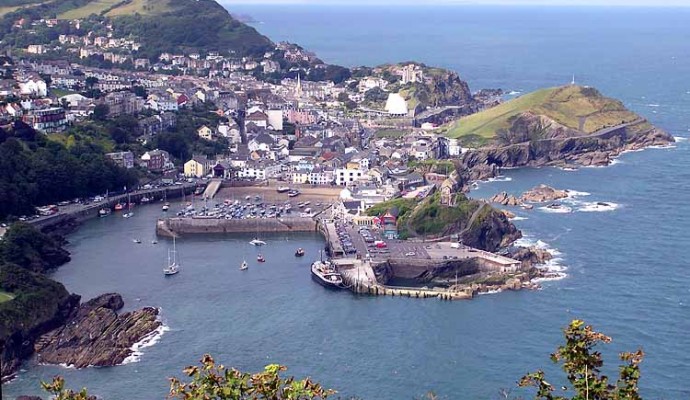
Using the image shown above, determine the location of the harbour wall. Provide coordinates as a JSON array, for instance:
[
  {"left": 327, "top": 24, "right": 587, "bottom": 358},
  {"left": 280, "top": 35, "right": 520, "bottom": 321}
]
[{"left": 156, "top": 217, "right": 318, "bottom": 237}]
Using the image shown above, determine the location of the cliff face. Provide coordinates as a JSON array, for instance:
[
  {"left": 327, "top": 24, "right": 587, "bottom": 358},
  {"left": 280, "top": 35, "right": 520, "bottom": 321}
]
[
  {"left": 34, "top": 293, "right": 161, "bottom": 369},
  {"left": 0, "top": 265, "right": 80, "bottom": 381},
  {"left": 457, "top": 113, "right": 674, "bottom": 182}
]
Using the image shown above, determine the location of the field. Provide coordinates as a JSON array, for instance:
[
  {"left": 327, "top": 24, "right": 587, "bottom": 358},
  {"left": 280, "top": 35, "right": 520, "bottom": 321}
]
[
  {"left": 439, "top": 85, "right": 642, "bottom": 141},
  {"left": 0, "top": 291, "right": 14, "bottom": 303},
  {"left": 105, "top": 0, "right": 172, "bottom": 16},
  {"left": 58, "top": 0, "right": 121, "bottom": 19},
  {"left": 0, "top": 0, "right": 48, "bottom": 16},
  {"left": 375, "top": 129, "right": 408, "bottom": 138}
]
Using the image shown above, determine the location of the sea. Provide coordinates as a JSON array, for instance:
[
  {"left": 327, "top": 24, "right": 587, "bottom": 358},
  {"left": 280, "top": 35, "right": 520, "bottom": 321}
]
[{"left": 4, "top": 5, "right": 690, "bottom": 399}]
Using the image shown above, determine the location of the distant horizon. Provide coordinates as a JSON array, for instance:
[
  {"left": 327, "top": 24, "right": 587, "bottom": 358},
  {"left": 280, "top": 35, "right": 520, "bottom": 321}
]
[{"left": 220, "top": 0, "right": 690, "bottom": 6}]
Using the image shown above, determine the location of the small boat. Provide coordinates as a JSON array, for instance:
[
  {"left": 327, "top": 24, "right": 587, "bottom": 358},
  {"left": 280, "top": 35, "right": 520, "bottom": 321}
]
[
  {"left": 114, "top": 203, "right": 124, "bottom": 211},
  {"left": 311, "top": 260, "right": 343, "bottom": 289},
  {"left": 133, "top": 239, "right": 142, "bottom": 244},
  {"left": 151, "top": 240, "right": 158, "bottom": 244},
  {"left": 99, "top": 208, "right": 111, "bottom": 217},
  {"left": 257, "top": 254, "right": 266, "bottom": 263},
  {"left": 164, "top": 237, "right": 180, "bottom": 276},
  {"left": 123, "top": 212, "right": 133, "bottom": 218},
  {"left": 276, "top": 186, "right": 290, "bottom": 193},
  {"left": 141, "top": 196, "right": 151, "bottom": 204},
  {"left": 240, "top": 260, "right": 248, "bottom": 270},
  {"left": 249, "top": 238, "right": 266, "bottom": 246},
  {"left": 295, "top": 248, "right": 305, "bottom": 257},
  {"left": 162, "top": 202, "right": 170, "bottom": 211}
]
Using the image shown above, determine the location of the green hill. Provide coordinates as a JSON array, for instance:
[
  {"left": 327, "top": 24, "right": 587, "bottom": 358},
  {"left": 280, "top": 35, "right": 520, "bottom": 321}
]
[
  {"left": 438, "top": 85, "right": 648, "bottom": 145},
  {"left": 1, "top": 0, "right": 273, "bottom": 58}
]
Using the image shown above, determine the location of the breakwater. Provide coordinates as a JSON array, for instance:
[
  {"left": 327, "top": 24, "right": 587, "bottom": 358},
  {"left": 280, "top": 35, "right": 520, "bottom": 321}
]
[
  {"left": 32, "top": 184, "right": 197, "bottom": 232},
  {"left": 156, "top": 217, "right": 318, "bottom": 237}
]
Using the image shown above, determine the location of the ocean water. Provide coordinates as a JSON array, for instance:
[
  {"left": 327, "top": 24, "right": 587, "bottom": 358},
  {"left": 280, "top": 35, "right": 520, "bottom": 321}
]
[{"left": 5, "top": 5, "right": 690, "bottom": 400}]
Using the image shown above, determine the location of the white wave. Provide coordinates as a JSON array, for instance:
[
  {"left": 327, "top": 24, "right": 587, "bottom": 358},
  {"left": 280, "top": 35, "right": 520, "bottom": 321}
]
[
  {"left": 539, "top": 205, "right": 573, "bottom": 213},
  {"left": 478, "top": 288, "right": 503, "bottom": 296},
  {"left": 510, "top": 216, "right": 529, "bottom": 221},
  {"left": 610, "top": 159, "right": 623, "bottom": 166},
  {"left": 507, "top": 90, "right": 522, "bottom": 95},
  {"left": 577, "top": 201, "right": 619, "bottom": 213},
  {"left": 647, "top": 103, "right": 661, "bottom": 107},
  {"left": 674, "top": 136, "right": 687, "bottom": 142},
  {"left": 559, "top": 167, "right": 578, "bottom": 172},
  {"left": 121, "top": 322, "right": 170, "bottom": 365},
  {"left": 647, "top": 144, "right": 676, "bottom": 150},
  {"left": 620, "top": 148, "right": 645, "bottom": 155},
  {"left": 486, "top": 176, "right": 512, "bottom": 182},
  {"left": 514, "top": 237, "right": 567, "bottom": 282},
  {"left": 565, "top": 189, "right": 591, "bottom": 198}
]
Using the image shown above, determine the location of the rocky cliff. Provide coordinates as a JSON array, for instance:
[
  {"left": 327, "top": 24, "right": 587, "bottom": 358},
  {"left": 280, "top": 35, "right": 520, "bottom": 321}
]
[{"left": 34, "top": 293, "right": 161, "bottom": 369}]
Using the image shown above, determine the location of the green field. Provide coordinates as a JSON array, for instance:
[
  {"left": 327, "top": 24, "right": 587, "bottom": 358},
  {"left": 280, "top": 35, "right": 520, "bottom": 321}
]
[
  {"left": 439, "top": 85, "right": 643, "bottom": 142},
  {"left": 106, "top": 0, "right": 172, "bottom": 16},
  {"left": 375, "top": 129, "right": 408, "bottom": 138},
  {"left": 58, "top": 0, "right": 121, "bottom": 19},
  {"left": 0, "top": 291, "right": 14, "bottom": 303},
  {"left": 51, "top": 88, "right": 78, "bottom": 98}
]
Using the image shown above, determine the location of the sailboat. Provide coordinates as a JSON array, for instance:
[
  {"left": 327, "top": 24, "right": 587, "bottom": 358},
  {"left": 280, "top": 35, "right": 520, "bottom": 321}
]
[
  {"left": 163, "top": 237, "right": 180, "bottom": 276},
  {"left": 123, "top": 194, "right": 134, "bottom": 218},
  {"left": 249, "top": 211, "right": 266, "bottom": 246}
]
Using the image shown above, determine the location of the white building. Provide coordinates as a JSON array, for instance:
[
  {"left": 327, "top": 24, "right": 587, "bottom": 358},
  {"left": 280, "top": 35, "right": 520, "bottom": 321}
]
[
  {"left": 335, "top": 167, "right": 364, "bottom": 186},
  {"left": 384, "top": 93, "right": 408, "bottom": 116}
]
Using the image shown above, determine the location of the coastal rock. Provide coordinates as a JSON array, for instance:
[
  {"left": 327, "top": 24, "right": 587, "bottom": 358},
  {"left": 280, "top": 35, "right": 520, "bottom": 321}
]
[
  {"left": 490, "top": 192, "right": 522, "bottom": 206},
  {"left": 520, "top": 185, "right": 569, "bottom": 203},
  {"left": 507, "top": 246, "right": 553, "bottom": 268},
  {"left": 34, "top": 294, "right": 161, "bottom": 369},
  {"left": 501, "top": 210, "right": 516, "bottom": 219}
]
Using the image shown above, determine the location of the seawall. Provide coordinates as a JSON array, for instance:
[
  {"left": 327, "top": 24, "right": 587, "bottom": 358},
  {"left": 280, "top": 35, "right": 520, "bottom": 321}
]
[{"left": 156, "top": 217, "right": 318, "bottom": 237}]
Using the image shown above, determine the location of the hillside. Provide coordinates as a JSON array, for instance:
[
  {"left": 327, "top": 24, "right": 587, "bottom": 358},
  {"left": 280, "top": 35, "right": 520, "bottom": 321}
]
[
  {"left": 366, "top": 192, "right": 520, "bottom": 251},
  {"left": 0, "top": 0, "right": 273, "bottom": 58},
  {"left": 439, "top": 85, "right": 651, "bottom": 146}
]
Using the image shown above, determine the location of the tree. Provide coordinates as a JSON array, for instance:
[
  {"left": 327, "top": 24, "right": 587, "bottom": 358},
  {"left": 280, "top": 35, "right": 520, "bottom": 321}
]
[
  {"left": 41, "top": 376, "right": 92, "bottom": 400},
  {"left": 92, "top": 104, "right": 109, "bottom": 121},
  {"left": 84, "top": 76, "right": 98, "bottom": 90},
  {"left": 364, "top": 87, "right": 388, "bottom": 103},
  {"left": 169, "top": 354, "right": 334, "bottom": 400},
  {"left": 336, "top": 92, "right": 350, "bottom": 103},
  {"left": 519, "top": 319, "right": 644, "bottom": 400}
]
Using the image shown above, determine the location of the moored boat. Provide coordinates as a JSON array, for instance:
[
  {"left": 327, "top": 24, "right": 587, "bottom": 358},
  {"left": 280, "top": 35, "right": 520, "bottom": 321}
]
[
  {"left": 249, "top": 238, "right": 266, "bottom": 246},
  {"left": 162, "top": 202, "right": 170, "bottom": 211},
  {"left": 240, "top": 260, "right": 248, "bottom": 270},
  {"left": 277, "top": 186, "right": 290, "bottom": 193},
  {"left": 257, "top": 254, "right": 266, "bottom": 263},
  {"left": 99, "top": 208, "right": 111, "bottom": 217},
  {"left": 114, "top": 203, "right": 124, "bottom": 211},
  {"left": 295, "top": 248, "right": 305, "bottom": 257},
  {"left": 311, "top": 260, "right": 343, "bottom": 289}
]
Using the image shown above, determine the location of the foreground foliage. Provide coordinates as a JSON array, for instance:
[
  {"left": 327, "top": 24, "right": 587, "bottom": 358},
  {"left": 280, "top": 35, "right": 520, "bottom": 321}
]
[{"left": 520, "top": 319, "right": 644, "bottom": 400}]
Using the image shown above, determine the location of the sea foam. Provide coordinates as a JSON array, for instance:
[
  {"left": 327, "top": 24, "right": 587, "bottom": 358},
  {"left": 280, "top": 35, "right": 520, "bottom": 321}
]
[
  {"left": 514, "top": 237, "right": 567, "bottom": 282},
  {"left": 121, "top": 322, "right": 170, "bottom": 365}
]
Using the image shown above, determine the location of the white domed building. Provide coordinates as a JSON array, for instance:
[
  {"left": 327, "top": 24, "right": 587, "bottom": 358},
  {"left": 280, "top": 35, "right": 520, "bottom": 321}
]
[{"left": 384, "top": 93, "right": 409, "bottom": 116}]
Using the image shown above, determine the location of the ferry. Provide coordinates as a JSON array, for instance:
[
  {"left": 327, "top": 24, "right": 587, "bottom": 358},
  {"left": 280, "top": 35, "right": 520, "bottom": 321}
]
[
  {"left": 276, "top": 186, "right": 290, "bottom": 193},
  {"left": 311, "top": 260, "right": 343, "bottom": 289}
]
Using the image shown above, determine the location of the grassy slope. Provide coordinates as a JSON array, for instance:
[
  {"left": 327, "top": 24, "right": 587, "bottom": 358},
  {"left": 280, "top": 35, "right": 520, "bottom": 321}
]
[
  {"left": 0, "top": 0, "right": 49, "bottom": 17},
  {"left": 58, "top": 0, "right": 120, "bottom": 19},
  {"left": 440, "top": 85, "right": 644, "bottom": 140},
  {"left": 105, "top": 0, "right": 171, "bottom": 16},
  {"left": 0, "top": 290, "right": 14, "bottom": 303}
]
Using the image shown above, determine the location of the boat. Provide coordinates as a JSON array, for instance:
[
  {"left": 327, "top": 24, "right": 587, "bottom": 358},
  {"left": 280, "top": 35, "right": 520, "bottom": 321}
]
[
  {"left": 124, "top": 194, "right": 134, "bottom": 218},
  {"left": 257, "top": 254, "right": 266, "bottom": 262},
  {"left": 311, "top": 260, "right": 343, "bottom": 289},
  {"left": 151, "top": 240, "right": 158, "bottom": 244},
  {"left": 240, "top": 260, "right": 248, "bottom": 270},
  {"left": 114, "top": 203, "right": 124, "bottom": 211},
  {"left": 123, "top": 212, "right": 133, "bottom": 218},
  {"left": 276, "top": 186, "right": 290, "bottom": 193},
  {"left": 295, "top": 248, "right": 305, "bottom": 257},
  {"left": 99, "top": 208, "right": 111, "bottom": 217},
  {"left": 288, "top": 189, "right": 300, "bottom": 198},
  {"left": 141, "top": 196, "right": 151, "bottom": 204},
  {"left": 133, "top": 239, "right": 142, "bottom": 244},
  {"left": 162, "top": 203, "right": 170, "bottom": 211},
  {"left": 249, "top": 238, "right": 266, "bottom": 246},
  {"left": 163, "top": 237, "right": 180, "bottom": 276}
]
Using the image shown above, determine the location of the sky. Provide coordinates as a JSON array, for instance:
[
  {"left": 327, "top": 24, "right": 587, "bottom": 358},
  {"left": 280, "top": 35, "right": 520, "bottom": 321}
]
[{"left": 220, "top": 0, "right": 690, "bottom": 6}]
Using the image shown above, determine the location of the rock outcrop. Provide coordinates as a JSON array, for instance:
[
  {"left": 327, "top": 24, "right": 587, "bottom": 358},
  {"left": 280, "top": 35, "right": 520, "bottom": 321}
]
[
  {"left": 456, "top": 113, "right": 674, "bottom": 186},
  {"left": 508, "top": 247, "right": 554, "bottom": 269},
  {"left": 520, "top": 185, "right": 569, "bottom": 203},
  {"left": 490, "top": 192, "right": 522, "bottom": 206},
  {"left": 34, "top": 293, "right": 161, "bottom": 369}
]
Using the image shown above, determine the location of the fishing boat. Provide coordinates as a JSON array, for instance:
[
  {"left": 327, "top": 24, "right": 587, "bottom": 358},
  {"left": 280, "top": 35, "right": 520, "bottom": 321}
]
[
  {"left": 240, "top": 260, "right": 248, "bottom": 270},
  {"left": 133, "top": 239, "right": 142, "bottom": 244},
  {"left": 141, "top": 196, "right": 151, "bottom": 204},
  {"left": 276, "top": 186, "right": 290, "bottom": 193},
  {"left": 249, "top": 238, "right": 266, "bottom": 246},
  {"left": 311, "top": 260, "right": 343, "bottom": 289},
  {"left": 257, "top": 254, "right": 266, "bottom": 263},
  {"left": 162, "top": 202, "right": 170, "bottom": 211},
  {"left": 163, "top": 237, "right": 180, "bottom": 276},
  {"left": 295, "top": 248, "right": 305, "bottom": 257},
  {"left": 114, "top": 203, "right": 124, "bottom": 211},
  {"left": 99, "top": 208, "right": 111, "bottom": 217}
]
